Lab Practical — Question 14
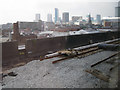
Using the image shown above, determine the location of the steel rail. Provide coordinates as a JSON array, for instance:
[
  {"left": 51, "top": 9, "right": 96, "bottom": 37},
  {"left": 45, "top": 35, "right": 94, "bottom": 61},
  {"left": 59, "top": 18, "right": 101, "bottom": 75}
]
[{"left": 91, "top": 51, "right": 120, "bottom": 67}]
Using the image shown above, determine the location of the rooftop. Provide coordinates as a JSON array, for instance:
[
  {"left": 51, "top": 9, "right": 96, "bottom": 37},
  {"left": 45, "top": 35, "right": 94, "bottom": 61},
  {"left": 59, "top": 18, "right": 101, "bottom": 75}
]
[{"left": 2, "top": 39, "right": 120, "bottom": 88}]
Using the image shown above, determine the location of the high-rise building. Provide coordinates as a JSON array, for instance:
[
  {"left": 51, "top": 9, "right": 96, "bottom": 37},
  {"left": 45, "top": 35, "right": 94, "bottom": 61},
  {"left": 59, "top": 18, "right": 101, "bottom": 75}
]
[
  {"left": 88, "top": 14, "right": 92, "bottom": 24},
  {"left": 35, "top": 14, "right": 41, "bottom": 22},
  {"left": 47, "top": 14, "right": 52, "bottom": 22},
  {"left": 96, "top": 14, "right": 101, "bottom": 24},
  {"left": 55, "top": 8, "right": 59, "bottom": 23},
  {"left": 115, "top": 1, "right": 120, "bottom": 17},
  {"left": 115, "top": 7, "right": 120, "bottom": 17},
  {"left": 62, "top": 12, "right": 69, "bottom": 23}
]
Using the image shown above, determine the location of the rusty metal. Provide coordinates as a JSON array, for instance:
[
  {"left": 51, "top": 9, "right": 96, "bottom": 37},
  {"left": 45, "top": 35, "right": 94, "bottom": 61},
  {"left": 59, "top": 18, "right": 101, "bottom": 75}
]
[{"left": 91, "top": 51, "right": 120, "bottom": 67}]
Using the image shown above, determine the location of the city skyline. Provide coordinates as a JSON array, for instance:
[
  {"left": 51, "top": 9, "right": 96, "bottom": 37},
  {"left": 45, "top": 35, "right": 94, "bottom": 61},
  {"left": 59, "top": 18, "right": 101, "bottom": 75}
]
[{"left": 0, "top": 0, "right": 119, "bottom": 24}]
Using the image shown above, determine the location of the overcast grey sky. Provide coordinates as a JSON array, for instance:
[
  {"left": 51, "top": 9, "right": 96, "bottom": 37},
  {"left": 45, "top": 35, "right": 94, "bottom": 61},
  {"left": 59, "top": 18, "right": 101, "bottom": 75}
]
[{"left": 0, "top": 0, "right": 119, "bottom": 24}]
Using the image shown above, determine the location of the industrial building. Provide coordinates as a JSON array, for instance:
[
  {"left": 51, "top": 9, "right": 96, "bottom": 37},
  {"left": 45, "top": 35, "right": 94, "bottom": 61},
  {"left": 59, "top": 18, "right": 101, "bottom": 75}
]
[{"left": 18, "top": 21, "right": 44, "bottom": 31}]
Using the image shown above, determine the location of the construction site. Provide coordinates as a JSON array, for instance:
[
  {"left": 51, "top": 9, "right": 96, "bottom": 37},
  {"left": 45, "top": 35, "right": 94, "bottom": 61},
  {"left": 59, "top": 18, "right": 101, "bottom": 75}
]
[{"left": 0, "top": 22, "right": 120, "bottom": 88}]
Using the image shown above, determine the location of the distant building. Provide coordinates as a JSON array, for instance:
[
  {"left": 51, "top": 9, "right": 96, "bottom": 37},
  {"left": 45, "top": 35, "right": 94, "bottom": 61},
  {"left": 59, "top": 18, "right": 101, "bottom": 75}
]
[
  {"left": 58, "top": 17, "right": 62, "bottom": 23},
  {"left": 1, "top": 23, "right": 13, "bottom": 30},
  {"left": 35, "top": 14, "right": 41, "bottom": 22},
  {"left": 91, "top": 17, "right": 94, "bottom": 22},
  {"left": 72, "top": 16, "right": 82, "bottom": 22},
  {"left": 115, "top": 7, "right": 120, "bottom": 17},
  {"left": 96, "top": 14, "right": 101, "bottom": 24},
  {"left": 73, "top": 19, "right": 86, "bottom": 26},
  {"left": 47, "top": 14, "right": 52, "bottom": 22},
  {"left": 12, "top": 22, "right": 37, "bottom": 45},
  {"left": 87, "top": 14, "right": 92, "bottom": 28},
  {"left": 102, "top": 17, "right": 120, "bottom": 29},
  {"left": 88, "top": 14, "right": 92, "bottom": 24},
  {"left": 55, "top": 8, "right": 59, "bottom": 23},
  {"left": 115, "top": 1, "right": 120, "bottom": 17},
  {"left": 62, "top": 12, "right": 69, "bottom": 24},
  {"left": 44, "top": 22, "right": 55, "bottom": 31},
  {"left": 79, "top": 20, "right": 87, "bottom": 26},
  {"left": 18, "top": 20, "right": 44, "bottom": 31},
  {"left": 0, "top": 25, "right": 2, "bottom": 30}
]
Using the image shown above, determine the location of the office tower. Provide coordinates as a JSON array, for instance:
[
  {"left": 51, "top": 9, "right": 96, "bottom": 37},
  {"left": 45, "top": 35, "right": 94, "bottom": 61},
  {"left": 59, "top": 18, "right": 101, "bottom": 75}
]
[
  {"left": 47, "top": 14, "right": 52, "bottom": 22},
  {"left": 115, "top": 1, "right": 120, "bottom": 17},
  {"left": 96, "top": 14, "right": 101, "bottom": 24},
  {"left": 88, "top": 14, "right": 92, "bottom": 24},
  {"left": 115, "top": 7, "right": 120, "bottom": 17},
  {"left": 35, "top": 14, "right": 41, "bottom": 22},
  {"left": 55, "top": 8, "right": 59, "bottom": 23},
  {"left": 62, "top": 12, "right": 69, "bottom": 23}
]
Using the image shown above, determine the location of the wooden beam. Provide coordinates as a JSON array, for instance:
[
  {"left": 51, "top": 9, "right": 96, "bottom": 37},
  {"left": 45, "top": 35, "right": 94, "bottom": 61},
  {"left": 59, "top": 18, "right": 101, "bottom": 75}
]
[{"left": 85, "top": 68, "right": 110, "bottom": 82}]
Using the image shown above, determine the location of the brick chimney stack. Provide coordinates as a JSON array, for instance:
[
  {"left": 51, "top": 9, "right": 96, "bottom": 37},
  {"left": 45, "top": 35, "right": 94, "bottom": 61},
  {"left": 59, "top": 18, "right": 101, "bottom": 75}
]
[{"left": 12, "top": 22, "right": 20, "bottom": 41}]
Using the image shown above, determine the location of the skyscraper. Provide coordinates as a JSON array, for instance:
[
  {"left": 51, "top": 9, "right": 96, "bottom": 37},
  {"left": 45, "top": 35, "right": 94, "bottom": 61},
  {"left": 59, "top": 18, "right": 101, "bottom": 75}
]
[
  {"left": 115, "top": 7, "right": 120, "bottom": 17},
  {"left": 47, "top": 14, "right": 52, "bottom": 22},
  {"left": 62, "top": 12, "right": 69, "bottom": 23},
  {"left": 115, "top": 1, "right": 120, "bottom": 17},
  {"left": 55, "top": 8, "right": 59, "bottom": 23},
  {"left": 96, "top": 14, "right": 101, "bottom": 24},
  {"left": 35, "top": 14, "right": 40, "bottom": 22},
  {"left": 88, "top": 14, "right": 92, "bottom": 25}
]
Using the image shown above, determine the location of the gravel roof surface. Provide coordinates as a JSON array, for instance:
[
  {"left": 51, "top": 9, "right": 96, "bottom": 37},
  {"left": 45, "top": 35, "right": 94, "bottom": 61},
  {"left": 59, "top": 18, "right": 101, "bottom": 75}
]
[{"left": 2, "top": 51, "right": 118, "bottom": 88}]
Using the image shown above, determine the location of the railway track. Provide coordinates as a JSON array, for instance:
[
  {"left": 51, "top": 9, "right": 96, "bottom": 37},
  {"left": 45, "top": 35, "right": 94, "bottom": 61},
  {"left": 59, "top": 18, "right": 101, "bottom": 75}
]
[{"left": 40, "top": 38, "right": 120, "bottom": 64}]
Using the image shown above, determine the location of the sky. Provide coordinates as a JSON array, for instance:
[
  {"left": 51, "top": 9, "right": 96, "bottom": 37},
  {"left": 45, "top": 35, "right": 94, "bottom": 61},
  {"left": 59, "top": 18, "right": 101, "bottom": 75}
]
[{"left": 0, "top": 0, "right": 119, "bottom": 24}]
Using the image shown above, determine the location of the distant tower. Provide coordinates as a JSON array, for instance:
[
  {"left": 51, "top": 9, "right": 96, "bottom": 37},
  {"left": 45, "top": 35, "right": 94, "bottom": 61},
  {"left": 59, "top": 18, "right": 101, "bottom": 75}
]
[
  {"left": 115, "top": 7, "right": 120, "bottom": 17},
  {"left": 62, "top": 12, "right": 69, "bottom": 23},
  {"left": 47, "top": 14, "right": 52, "bottom": 22},
  {"left": 96, "top": 14, "right": 101, "bottom": 24},
  {"left": 88, "top": 14, "right": 92, "bottom": 24},
  {"left": 115, "top": 1, "right": 120, "bottom": 17},
  {"left": 55, "top": 8, "right": 59, "bottom": 23},
  {"left": 87, "top": 13, "right": 92, "bottom": 28},
  {"left": 35, "top": 14, "right": 41, "bottom": 22}
]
